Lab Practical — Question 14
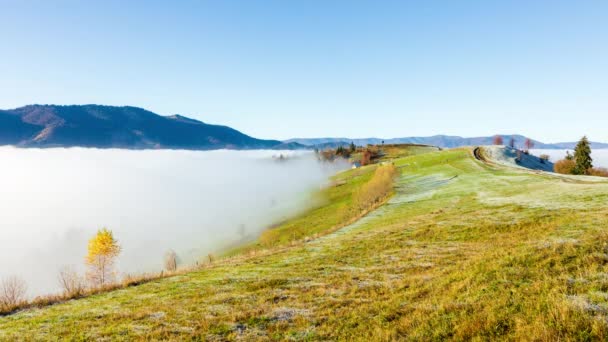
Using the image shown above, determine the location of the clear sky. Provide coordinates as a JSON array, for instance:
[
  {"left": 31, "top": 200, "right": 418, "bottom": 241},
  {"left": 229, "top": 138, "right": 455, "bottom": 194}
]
[{"left": 1, "top": 1, "right": 606, "bottom": 142}]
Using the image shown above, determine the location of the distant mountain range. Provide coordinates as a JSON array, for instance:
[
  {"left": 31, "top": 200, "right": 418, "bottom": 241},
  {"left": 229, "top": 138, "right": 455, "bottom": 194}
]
[
  {"left": 0, "top": 105, "right": 288, "bottom": 150},
  {"left": 287, "top": 135, "right": 608, "bottom": 150},
  {"left": 1, "top": 105, "right": 605, "bottom": 150}
]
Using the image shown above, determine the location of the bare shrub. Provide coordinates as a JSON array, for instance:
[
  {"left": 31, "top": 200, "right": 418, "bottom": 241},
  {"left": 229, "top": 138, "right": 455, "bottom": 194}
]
[
  {"left": 539, "top": 154, "right": 550, "bottom": 164},
  {"left": 164, "top": 250, "right": 178, "bottom": 272},
  {"left": 122, "top": 272, "right": 162, "bottom": 288},
  {"left": 554, "top": 159, "right": 576, "bottom": 175},
  {"left": 58, "top": 266, "right": 86, "bottom": 297},
  {"left": 0, "top": 276, "right": 27, "bottom": 309},
  {"left": 590, "top": 167, "right": 608, "bottom": 177}
]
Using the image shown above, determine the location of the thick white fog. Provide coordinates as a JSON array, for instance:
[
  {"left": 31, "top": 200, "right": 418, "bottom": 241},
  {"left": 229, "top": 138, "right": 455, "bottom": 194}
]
[
  {"left": 531, "top": 149, "right": 608, "bottom": 168},
  {"left": 0, "top": 147, "right": 348, "bottom": 297}
]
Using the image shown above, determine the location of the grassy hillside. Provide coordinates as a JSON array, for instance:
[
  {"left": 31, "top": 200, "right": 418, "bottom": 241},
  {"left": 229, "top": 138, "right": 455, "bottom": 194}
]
[{"left": 2, "top": 146, "right": 608, "bottom": 340}]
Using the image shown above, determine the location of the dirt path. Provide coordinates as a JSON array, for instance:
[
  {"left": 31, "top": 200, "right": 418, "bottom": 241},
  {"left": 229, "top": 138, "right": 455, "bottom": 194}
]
[{"left": 473, "top": 146, "right": 484, "bottom": 162}]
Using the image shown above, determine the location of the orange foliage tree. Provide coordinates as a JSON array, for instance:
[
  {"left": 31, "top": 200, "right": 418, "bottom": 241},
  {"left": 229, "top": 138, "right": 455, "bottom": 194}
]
[
  {"left": 524, "top": 138, "right": 535, "bottom": 152},
  {"left": 554, "top": 159, "right": 576, "bottom": 175}
]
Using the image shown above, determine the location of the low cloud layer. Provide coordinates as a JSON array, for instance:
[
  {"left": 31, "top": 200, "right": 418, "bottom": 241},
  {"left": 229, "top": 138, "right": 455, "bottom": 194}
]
[
  {"left": 531, "top": 149, "right": 608, "bottom": 168},
  {"left": 0, "top": 147, "right": 347, "bottom": 296}
]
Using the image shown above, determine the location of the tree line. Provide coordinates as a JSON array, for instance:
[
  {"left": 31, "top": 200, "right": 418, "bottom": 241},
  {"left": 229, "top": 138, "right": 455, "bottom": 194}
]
[{"left": 554, "top": 136, "right": 608, "bottom": 177}]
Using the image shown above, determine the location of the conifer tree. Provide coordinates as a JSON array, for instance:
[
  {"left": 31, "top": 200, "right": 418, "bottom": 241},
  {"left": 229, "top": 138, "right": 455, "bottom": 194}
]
[{"left": 573, "top": 136, "right": 593, "bottom": 175}]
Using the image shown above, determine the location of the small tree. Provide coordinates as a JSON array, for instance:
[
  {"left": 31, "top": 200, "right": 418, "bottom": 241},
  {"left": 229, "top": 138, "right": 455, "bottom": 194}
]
[
  {"left": 509, "top": 137, "right": 515, "bottom": 149},
  {"left": 361, "top": 150, "right": 372, "bottom": 166},
  {"left": 164, "top": 250, "right": 178, "bottom": 272},
  {"left": 349, "top": 142, "right": 356, "bottom": 152},
  {"left": 565, "top": 151, "right": 574, "bottom": 160},
  {"left": 515, "top": 149, "right": 522, "bottom": 163},
  {"left": 0, "top": 276, "right": 27, "bottom": 309},
  {"left": 524, "top": 138, "right": 534, "bottom": 152},
  {"left": 58, "top": 266, "right": 86, "bottom": 297},
  {"left": 573, "top": 136, "right": 593, "bottom": 175},
  {"left": 493, "top": 135, "right": 504, "bottom": 145},
  {"left": 85, "top": 228, "right": 121, "bottom": 287}
]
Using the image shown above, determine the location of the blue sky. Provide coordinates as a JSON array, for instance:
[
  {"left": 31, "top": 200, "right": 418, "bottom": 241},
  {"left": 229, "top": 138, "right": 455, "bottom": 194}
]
[{"left": 1, "top": 1, "right": 606, "bottom": 142}]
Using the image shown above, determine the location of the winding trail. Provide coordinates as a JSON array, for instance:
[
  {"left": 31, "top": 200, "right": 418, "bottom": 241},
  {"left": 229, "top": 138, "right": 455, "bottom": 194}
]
[{"left": 473, "top": 146, "right": 488, "bottom": 163}]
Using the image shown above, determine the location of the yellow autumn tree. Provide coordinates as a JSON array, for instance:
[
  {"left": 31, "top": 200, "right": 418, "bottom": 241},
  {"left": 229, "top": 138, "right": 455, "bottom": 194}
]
[{"left": 85, "top": 228, "right": 121, "bottom": 287}]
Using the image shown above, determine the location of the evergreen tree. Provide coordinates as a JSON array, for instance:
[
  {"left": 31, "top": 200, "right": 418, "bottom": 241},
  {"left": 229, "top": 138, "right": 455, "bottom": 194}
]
[
  {"left": 350, "top": 142, "right": 356, "bottom": 152},
  {"left": 573, "top": 136, "right": 593, "bottom": 175}
]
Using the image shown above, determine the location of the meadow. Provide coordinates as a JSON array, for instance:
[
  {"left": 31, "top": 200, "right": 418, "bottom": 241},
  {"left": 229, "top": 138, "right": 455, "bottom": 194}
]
[{"left": 1, "top": 145, "right": 608, "bottom": 340}]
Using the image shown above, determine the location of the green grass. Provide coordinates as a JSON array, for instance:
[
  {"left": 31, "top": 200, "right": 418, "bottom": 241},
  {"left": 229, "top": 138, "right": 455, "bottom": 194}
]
[
  {"left": 2, "top": 146, "right": 608, "bottom": 341},
  {"left": 256, "top": 164, "right": 378, "bottom": 248},
  {"left": 377, "top": 144, "right": 440, "bottom": 161}
]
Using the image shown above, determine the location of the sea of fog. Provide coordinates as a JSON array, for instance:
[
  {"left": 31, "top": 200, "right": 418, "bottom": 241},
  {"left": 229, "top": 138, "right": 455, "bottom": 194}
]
[
  {"left": 0, "top": 147, "right": 348, "bottom": 297},
  {"left": 531, "top": 149, "right": 608, "bottom": 168}
]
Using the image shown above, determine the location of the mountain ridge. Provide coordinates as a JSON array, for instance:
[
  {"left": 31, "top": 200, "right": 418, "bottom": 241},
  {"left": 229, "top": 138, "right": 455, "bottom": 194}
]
[
  {"left": 287, "top": 135, "right": 608, "bottom": 150},
  {"left": 2, "top": 104, "right": 605, "bottom": 150},
  {"left": 0, "top": 104, "right": 286, "bottom": 150}
]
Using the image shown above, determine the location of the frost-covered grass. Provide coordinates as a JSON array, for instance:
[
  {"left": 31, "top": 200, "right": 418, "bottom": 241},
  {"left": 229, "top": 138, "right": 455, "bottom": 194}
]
[{"left": 1, "top": 146, "right": 608, "bottom": 340}]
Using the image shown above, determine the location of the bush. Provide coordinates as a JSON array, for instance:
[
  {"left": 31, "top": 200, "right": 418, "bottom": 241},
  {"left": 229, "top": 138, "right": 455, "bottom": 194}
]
[
  {"left": 539, "top": 154, "right": 550, "bottom": 164},
  {"left": 353, "top": 164, "right": 397, "bottom": 212},
  {"left": 554, "top": 159, "right": 576, "bottom": 175},
  {"left": 0, "top": 276, "right": 27, "bottom": 310},
  {"left": 361, "top": 150, "right": 372, "bottom": 166}
]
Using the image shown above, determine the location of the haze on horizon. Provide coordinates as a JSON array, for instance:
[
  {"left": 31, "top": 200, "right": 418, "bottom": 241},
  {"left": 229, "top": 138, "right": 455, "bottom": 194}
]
[{"left": 1, "top": 1, "right": 606, "bottom": 142}]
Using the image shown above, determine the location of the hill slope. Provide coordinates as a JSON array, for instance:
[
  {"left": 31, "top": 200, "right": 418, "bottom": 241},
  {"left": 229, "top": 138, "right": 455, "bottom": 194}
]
[
  {"left": 2, "top": 146, "right": 608, "bottom": 340},
  {"left": 0, "top": 105, "right": 283, "bottom": 150}
]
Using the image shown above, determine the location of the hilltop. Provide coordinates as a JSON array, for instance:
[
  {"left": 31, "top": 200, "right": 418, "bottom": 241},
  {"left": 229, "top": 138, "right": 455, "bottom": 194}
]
[
  {"left": 1, "top": 145, "right": 608, "bottom": 340},
  {"left": 0, "top": 105, "right": 286, "bottom": 150}
]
